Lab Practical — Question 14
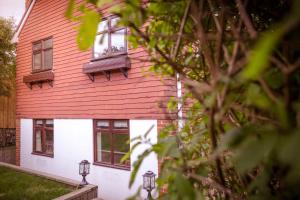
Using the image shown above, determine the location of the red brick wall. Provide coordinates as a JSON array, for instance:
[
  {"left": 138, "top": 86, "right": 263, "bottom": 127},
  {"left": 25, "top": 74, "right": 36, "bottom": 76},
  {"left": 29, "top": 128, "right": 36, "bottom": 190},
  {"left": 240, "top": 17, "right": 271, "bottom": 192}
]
[{"left": 16, "top": 0, "right": 177, "bottom": 121}]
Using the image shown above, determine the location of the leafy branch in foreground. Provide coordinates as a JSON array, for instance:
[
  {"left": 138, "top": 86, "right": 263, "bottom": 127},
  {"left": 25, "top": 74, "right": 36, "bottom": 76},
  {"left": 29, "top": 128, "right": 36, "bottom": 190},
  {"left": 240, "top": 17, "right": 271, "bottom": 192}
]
[{"left": 67, "top": 0, "right": 300, "bottom": 199}]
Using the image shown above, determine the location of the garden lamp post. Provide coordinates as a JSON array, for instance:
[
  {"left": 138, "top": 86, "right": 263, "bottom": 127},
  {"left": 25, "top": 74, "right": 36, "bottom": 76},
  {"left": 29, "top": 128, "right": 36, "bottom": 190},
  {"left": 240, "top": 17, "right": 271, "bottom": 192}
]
[
  {"left": 143, "top": 171, "right": 156, "bottom": 200},
  {"left": 79, "top": 160, "right": 90, "bottom": 186}
]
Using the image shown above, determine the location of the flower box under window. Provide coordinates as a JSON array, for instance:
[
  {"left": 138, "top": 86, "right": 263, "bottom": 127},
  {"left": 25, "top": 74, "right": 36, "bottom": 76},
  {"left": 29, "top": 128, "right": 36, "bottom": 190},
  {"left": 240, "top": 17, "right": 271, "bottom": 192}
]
[
  {"left": 83, "top": 55, "right": 130, "bottom": 81},
  {"left": 23, "top": 71, "right": 54, "bottom": 89}
]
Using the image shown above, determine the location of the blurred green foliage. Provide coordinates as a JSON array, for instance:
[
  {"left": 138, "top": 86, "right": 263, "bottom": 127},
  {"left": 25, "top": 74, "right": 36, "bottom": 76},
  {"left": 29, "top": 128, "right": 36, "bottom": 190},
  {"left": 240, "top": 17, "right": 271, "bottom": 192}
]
[
  {"left": 0, "top": 17, "right": 15, "bottom": 96},
  {"left": 66, "top": 0, "right": 300, "bottom": 199}
]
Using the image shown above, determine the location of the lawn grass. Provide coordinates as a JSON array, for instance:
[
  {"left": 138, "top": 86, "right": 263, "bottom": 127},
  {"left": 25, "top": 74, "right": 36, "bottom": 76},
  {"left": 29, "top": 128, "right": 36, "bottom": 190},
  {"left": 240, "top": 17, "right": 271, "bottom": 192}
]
[{"left": 0, "top": 166, "right": 74, "bottom": 200}]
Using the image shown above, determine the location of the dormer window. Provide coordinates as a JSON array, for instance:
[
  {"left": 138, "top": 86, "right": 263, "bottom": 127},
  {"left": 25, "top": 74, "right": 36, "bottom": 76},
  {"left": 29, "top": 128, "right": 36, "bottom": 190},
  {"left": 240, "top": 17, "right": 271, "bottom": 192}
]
[
  {"left": 32, "top": 37, "right": 53, "bottom": 72},
  {"left": 93, "top": 16, "right": 126, "bottom": 59}
]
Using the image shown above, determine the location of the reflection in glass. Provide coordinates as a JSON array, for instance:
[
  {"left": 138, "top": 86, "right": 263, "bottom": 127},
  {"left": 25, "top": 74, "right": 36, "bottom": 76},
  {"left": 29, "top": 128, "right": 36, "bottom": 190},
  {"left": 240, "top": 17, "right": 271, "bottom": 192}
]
[
  {"left": 44, "top": 49, "right": 53, "bottom": 68},
  {"left": 33, "top": 53, "right": 41, "bottom": 69},
  {"left": 45, "top": 130, "right": 53, "bottom": 154},
  {"left": 33, "top": 42, "right": 42, "bottom": 51},
  {"left": 113, "top": 134, "right": 130, "bottom": 165},
  {"left": 111, "top": 29, "right": 125, "bottom": 53},
  {"left": 97, "top": 132, "right": 111, "bottom": 163},
  {"left": 94, "top": 33, "right": 109, "bottom": 58},
  {"left": 36, "top": 130, "right": 42, "bottom": 152},
  {"left": 113, "top": 120, "right": 128, "bottom": 128},
  {"left": 97, "top": 19, "right": 108, "bottom": 32},
  {"left": 44, "top": 38, "right": 53, "bottom": 49},
  {"left": 97, "top": 120, "right": 109, "bottom": 128},
  {"left": 111, "top": 17, "right": 120, "bottom": 28}
]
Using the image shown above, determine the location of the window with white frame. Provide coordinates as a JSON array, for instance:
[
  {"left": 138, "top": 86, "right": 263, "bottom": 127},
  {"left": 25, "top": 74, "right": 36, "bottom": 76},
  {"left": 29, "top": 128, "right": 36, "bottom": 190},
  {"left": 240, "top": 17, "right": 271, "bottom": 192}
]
[{"left": 93, "top": 16, "right": 127, "bottom": 59}]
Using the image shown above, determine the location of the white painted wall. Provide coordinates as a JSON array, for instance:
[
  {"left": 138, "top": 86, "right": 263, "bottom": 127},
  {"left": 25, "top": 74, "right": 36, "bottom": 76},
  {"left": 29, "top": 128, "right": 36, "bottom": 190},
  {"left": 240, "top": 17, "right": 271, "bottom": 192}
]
[{"left": 20, "top": 119, "right": 158, "bottom": 200}]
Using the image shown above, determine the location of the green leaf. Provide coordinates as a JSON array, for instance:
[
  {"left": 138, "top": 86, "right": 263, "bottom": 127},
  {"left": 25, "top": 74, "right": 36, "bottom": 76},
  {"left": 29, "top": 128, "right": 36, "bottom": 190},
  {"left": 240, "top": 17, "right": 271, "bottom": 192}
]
[
  {"left": 174, "top": 173, "right": 195, "bottom": 199},
  {"left": 242, "top": 29, "right": 282, "bottom": 80},
  {"left": 129, "top": 149, "right": 151, "bottom": 188},
  {"left": 234, "top": 133, "right": 277, "bottom": 173},
  {"left": 65, "top": 0, "right": 75, "bottom": 19},
  {"left": 76, "top": 10, "right": 100, "bottom": 50},
  {"left": 96, "top": 0, "right": 112, "bottom": 7}
]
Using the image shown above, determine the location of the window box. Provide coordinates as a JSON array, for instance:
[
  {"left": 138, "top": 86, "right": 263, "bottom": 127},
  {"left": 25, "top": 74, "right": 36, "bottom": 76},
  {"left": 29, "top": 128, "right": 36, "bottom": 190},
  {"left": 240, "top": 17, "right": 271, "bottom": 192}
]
[
  {"left": 23, "top": 71, "right": 54, "bottom": 89},
  {"left": 83, "top": 55, "right": 130, "bottom": 81},
  {"left": 93, "top": 119, "right": 130, "bottom": 170}
]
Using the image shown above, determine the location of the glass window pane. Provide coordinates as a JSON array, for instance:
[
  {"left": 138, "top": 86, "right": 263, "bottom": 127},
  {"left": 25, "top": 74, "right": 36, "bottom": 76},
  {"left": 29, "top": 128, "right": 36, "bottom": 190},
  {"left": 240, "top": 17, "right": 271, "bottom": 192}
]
[
  {"left": 45, "top": 119, "right": 53, "bottom": 126},
  {"left": 97, "top": 120, "right": 109, "bottom": 128},
  {"left": 111, "top": 17, "right": 121, "bottom": 29},
  {"left": 45, "top": 130, "right": 53, "bottom": 154},
  {"left": 35, "top": 130, "right": 42, "bottom": 152},
  {"left": 33, "top": 53, "right": 42, "bottom": 70},
  {"left": 43, "top": 38, "right": 53, "bottom": 49},
  {"left": 45, "top": 130, "right": 53, "bottom": 142},
  {"left": 97, "top": 132, "right": 111, "bottom": 163},
  {"left": 113, "top": 134, "right": 130, "bottom": 165},
  {"left": 36, "top": 120, "right": 43, "bottom": 125},
  {"left": 113, "top": 120, "right": 128, "bottom": 129},
  {"left": 97, "top": 19, "right": 108, "bottom": 32},
  {"left": 111, "top": 29, "right": 126, "bottom": 54},
  {"left": 94, "top": 33, "right": 109, "bottom": 58},
  {"left": 33, "top": 42, "right": 42, "bottom": 51},
  {"left": 43, "top": 49, "right": 53, "bottom": 69}
]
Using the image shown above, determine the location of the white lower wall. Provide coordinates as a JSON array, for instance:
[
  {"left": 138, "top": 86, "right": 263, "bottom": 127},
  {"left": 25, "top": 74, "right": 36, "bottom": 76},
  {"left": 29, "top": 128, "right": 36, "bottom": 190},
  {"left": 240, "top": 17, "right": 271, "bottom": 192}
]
[{"left": 20, "top": 119, "right": 158, "bottom": 200}]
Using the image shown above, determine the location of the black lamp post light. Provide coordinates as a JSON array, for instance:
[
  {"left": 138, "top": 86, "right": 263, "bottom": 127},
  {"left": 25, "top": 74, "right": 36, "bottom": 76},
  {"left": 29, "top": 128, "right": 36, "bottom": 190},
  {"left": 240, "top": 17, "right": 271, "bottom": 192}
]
[
  {"left": 143, "top": 171, "right": 156, "bottom": 200},
  {"left": 79, "top": 160, "right": 90, "bottom": 186}
]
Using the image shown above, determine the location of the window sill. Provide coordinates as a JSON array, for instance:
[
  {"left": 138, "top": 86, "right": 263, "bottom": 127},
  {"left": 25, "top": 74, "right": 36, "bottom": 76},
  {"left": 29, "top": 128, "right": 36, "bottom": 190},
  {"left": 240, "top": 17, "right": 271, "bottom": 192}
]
[
  {"left": 31, "top": 152, "right": 54, "bottom": 158},
  {"left": 93, "top": 162, "right": 130, "bottom": 171},
  {"left": 83, "top": 54, "right": 130, "bottom": 81},
  {"left": 32, "top": 68, "right": 52, "bottom": 74},
  {"left": 23, "top": 71, "right": 54, "bottom": 89},
  {"left": 90, "top": 52, "right": 127, "bottom": 62}
]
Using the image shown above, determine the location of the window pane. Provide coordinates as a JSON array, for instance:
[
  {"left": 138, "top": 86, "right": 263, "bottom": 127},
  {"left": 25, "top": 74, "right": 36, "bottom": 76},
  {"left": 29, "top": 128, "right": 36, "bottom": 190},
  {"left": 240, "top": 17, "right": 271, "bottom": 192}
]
[
  {"left": 43, "top": 49, "right": 53, "bottom": 69},
  {"left": 97, "top": 120, "right": 109, "bottom": 128},
  {"left": 36, "top": 120, "right": 43, "bottom": 125},
  {"left": 33, "top": 42, "right": 42, "bottom": 51},
  {"left": 94, "top": 33, "right": 109, "bottom": 58},
  {"left": 111, "top": 17, "right": 121, "bottom": 29},
  {"left": 97, "top": 132, "right": 111, "bottom": 163},
  {"left": 97, "top": 20, "right": 108, "bottom": 32},
  {"left": 33, "top": 53, "right": 42, "bottom": 70},
  {"left": 113, "top": 120, "right": 128, "bottom": 129},
  {"left": 113, "top": 134, "right": 130, "bottom": 165},
  {"left": 43, "top": 38, "right": 53, "bottom": 49},
  {"left": 35, "top": 130, "right": 42, "bottom": 152},
  {"left": 45, "top": 119, "right": 53, "bottom": 127},
  {"left": 111, "top": 29, "right": 126, "bottom": 54},
  {"left": 45, "top": 130, "right": 53, "bottom": 154}
]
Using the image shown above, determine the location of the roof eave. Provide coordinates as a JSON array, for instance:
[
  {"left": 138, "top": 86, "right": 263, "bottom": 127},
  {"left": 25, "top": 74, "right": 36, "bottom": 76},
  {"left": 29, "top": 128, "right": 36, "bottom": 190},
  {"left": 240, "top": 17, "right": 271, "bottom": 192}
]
[{"left": 11, "top": 0, "right": 36, "bottom": 44}]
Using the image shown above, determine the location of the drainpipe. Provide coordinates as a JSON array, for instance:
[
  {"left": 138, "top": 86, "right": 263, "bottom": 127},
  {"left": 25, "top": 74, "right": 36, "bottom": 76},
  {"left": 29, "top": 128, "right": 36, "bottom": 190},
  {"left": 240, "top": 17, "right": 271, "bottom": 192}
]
[{"left": 177, "top": 73, "right": 183, "bottom": 130}]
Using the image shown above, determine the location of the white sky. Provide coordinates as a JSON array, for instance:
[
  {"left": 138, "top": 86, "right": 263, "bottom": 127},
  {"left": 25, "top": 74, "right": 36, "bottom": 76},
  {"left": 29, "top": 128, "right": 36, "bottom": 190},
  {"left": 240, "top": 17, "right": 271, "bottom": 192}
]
[{"left": 0, "top": 0, "right": 25, "bottom": 25}]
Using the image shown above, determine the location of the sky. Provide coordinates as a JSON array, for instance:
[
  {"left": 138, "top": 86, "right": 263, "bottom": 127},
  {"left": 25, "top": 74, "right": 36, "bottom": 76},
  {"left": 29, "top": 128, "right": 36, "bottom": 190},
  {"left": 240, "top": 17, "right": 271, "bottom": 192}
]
[{"left": 0, "top": 0, "right": 25, "bottom": 25}]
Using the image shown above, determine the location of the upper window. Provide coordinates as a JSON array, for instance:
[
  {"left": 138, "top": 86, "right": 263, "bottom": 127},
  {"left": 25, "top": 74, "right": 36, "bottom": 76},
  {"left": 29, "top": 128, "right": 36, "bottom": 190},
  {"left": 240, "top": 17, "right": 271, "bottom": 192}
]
[
  {"left": 94, "top": 119, "right": 130, "bottom": 170},
  {"left": 33, "top": 119, "right": 54, "bottom": 157},
  {"left": 93, "top": 16, "right": 127, "bottom": 59},
  {"left": 32, "top": 37, "right": 53, "bottom": 72}
]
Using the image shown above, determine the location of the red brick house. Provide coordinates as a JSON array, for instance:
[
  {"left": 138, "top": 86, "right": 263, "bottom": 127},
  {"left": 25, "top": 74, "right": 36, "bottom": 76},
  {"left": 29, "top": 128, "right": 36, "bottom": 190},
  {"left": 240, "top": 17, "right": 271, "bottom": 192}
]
[{"left": 13, "top": 0, "right": 177, "bottom": 199}]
